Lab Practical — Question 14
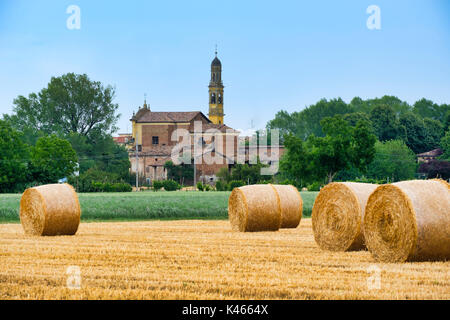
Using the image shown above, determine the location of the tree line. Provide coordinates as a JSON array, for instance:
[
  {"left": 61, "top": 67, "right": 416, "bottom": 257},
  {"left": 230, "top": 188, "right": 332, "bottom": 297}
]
[{"left": 268, "top": 96, "right": 450, "bottom": 187}]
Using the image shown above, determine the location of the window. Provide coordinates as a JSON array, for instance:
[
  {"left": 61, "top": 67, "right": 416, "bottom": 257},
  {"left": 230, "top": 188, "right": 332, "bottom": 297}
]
[
  {"left": 152, "top": 136, "right": 159, "bottom": 145},
  {"left": 211, "top": 93, "right": 216, "bottom": 104}
]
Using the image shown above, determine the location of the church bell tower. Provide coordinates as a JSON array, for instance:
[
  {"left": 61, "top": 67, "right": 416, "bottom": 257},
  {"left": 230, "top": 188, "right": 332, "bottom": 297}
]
[{"left": 208, "top": 49, "right": 224, "bottom": 125}]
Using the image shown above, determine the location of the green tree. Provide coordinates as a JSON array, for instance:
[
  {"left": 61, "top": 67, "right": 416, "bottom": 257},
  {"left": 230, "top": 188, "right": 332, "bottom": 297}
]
[
  {"left": 413, "top": 98, "right": 448, "bottom": 122},
  {"left": 424, "top": 118, "right": 444, "bottom": 151},
  {"left": 280, "top": 116, "right": 376, "bottom": 185},
  {"left": 230, "top": 160, "right": 271, "bottom": 185},
  {"left": 369, "top": 104, "right": 406, "bottom": 142},
  {"left": 343, "top": 112, "right": 371, "bottom": 127},
  {"left": 267, "top": 98, "right": 353, "bottom": 140},
  {"left": 0, "top": 120, "right": 29, "bottom": 193},
  {"left": 399, "top": 112, "right": 429, "bottom": 153},
  {"left": 366, "top": 140, "right": 417, "bottom": 182},
  {"left": 67, "top": 131, "right": 130, "bottom": 179},
  {"left": 350, "top": 95, "right": 411, "bottom": 115},
  {"left": 30, "top": 135, "right": 78, "bottom": 184},
  {"left": 11, "top": 73, "right": 120, "bottom": 136},
  {"left": 279, "top": 135, "right": 315, "bottom": 187},
  {"left": 440, "top": 131, "right": 450, "bottom": 160},
  {"left": 164, "top": 160, "right": 194, "bottom": 185}
]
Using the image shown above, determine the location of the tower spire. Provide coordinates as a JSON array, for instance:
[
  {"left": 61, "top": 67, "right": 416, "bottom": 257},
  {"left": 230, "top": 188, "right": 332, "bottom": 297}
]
[
  {"left": 209, "top": 50, "right": 224, "bottom": 125},
  {"left": 143, "top": 93, "right": 149, "bottom": 110}
]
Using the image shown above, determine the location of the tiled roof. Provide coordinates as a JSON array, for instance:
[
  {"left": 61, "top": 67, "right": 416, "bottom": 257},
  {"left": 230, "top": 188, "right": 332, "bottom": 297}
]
[
  {"left": 417, "top": 148, "right": 443, "bottom": 157},
  {"left": 132, "top": 109, "right": 210, "bottom": 123},
  {"left": 191, "top": 123, "right": 239, "bottom": 133}
]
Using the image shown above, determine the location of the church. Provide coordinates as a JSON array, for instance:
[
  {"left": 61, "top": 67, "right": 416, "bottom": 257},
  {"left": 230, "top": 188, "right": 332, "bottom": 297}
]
[{"left": 128, "top": 52, "right": 241, "bottom": 185}]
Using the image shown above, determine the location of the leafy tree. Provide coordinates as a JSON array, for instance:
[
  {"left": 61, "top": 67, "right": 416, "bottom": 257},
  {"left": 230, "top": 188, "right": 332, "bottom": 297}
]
[
  {"left": 313, "top": 116, "right": 376, "bottom": 183},
  {"left": 413, "top": 98, "right": 448, "bottom": 123},
  {"left": 399, "top": 112, "right": 429, "bottom": 153},
  {"left": 0, "top": 120, "right": 29, "bottom": 193},
  {"left": 366, "top": 140, "right": 417, "bottom": 182},
  {"left": 444, "top": 110, "right": 450, "bottom": 132},
  {"left": 440, "top": 131, "right": 450, "bottom": 160},
  {"left": 30, "top": 135, "right": 78, "bottom": 184},
  {"left": 267, "top": 98, "right": 353, "bottom": 140},
  {"left": 11, "top": 73, "right": 120, "bottom": 136},
  {"left": 67, "top": 131, "right": 130, "bottom": 179},
  {"left": 216, "top": 167, "right": 232, "bottom": 183},
  {"left": 279, "top": 135, "right": 315, "bottom": 187},
  {"left": 423, "top": 118, "right": 444, "bottom": 151},
  {"left": 350, "top": 95, "right": 411, "bottom": 115},
  {"left": 280, "top": 116, "right": 376, "bottom": 185},
  {"left": 230, "top": 160, "right": 271, "bottom": 185},
  {"left": 343, "top": 112, "right": 371, "bottom": 127},
  {"left": 164, "top": 160, "right": 194, "bottom": 185},
  {"left": 369, "top": 104, "right": 406, "bottom": 142}
]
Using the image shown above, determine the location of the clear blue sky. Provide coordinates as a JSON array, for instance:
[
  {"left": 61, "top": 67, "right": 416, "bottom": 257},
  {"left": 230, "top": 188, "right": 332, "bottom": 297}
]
[{"left": 0, "top": 0, "right": 449, "bottom": 134}]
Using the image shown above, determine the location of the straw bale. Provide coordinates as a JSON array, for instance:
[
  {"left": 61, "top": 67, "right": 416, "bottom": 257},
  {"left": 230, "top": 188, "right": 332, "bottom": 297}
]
[
  {"left": 270, "top": 184, "right": 302, "bottom": 228},
  {"left": 20, "top": 184, "right": 81, "bottom": 236},
  {"left": 312, "top": 182, "right": 378, "bottom": 251},
  {"left": 228, "top": 184, "right": 281, "bottom": 232},
  {"left": 364, "top": 180, "right": 450, "bottom": 262}
]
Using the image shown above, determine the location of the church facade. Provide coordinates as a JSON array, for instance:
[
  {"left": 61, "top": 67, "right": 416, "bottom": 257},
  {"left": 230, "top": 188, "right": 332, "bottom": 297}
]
[{"left": 128, "top": 53, "right": 240, "bottom": 185}]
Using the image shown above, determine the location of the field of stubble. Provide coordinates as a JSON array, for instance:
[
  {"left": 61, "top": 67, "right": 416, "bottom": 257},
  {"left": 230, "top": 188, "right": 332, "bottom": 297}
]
[{"left": 0, "top": 219, "right": 448, "bottom": 300}]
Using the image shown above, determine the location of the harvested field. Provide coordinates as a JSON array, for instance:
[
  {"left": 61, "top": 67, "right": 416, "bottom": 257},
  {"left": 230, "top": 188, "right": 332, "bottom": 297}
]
[{"left": 0, "top": 219, "right": 448, "bottom": 300}]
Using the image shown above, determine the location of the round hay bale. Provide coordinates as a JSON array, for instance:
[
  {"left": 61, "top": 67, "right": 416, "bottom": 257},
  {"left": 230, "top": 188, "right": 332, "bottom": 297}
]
[
  {"left": 270, "top": 184, "right": 302, "bottom": 228},
  {"left": 364, "top": 180, "right": 450, "bottom": 263},
  {"left": 312, "top": 182, "right": 378, "bottom": 251},
  {"left": 228, "top": 184, "right": 281, "bottom": 232},
  {"left": 20, "top": 184, "right": 81, "bottom": 236}
]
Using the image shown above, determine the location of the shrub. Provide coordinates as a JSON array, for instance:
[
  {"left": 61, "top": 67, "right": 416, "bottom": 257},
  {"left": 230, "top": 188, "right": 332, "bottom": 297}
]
[
  {"left": 228, "top": 180, "right": 245, "bottom": 191},
  {"left": 215, "top": 180, "right": 227, "bottom": 191},
  {"left": 163, "top": 180, "right": 181, "bottom": 191},
  {"left": 90, "top": 181, "right": 132, "bottom": 192},
  {"left": 307, "top": 182, "right": 322, "bottom": 191},
  {"left": 152, "top": 180, "right": 164, "bottom": 191},
  {"left": 204, "top": 184, "right": 212, "bottom": 191},
  {"left": 197, "top": 181, "right": 204, "bottom": 191}
]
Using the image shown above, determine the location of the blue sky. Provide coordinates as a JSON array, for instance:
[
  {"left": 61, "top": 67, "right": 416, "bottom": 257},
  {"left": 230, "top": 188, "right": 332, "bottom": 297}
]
[{"left": 0, "top": 0, "right": 449, "bottom": 134}]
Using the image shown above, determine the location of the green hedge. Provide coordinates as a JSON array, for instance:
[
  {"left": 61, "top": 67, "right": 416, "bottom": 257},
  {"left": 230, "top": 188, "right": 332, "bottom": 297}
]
[{"left": 90, "top": 182, "right": 132, "bottom": 192}]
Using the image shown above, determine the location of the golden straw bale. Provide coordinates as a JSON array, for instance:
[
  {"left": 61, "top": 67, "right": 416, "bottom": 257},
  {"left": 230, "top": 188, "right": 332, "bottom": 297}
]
[
  {"left": 364, "top": 180, "right": 450, "bottom": 263},
  {"left": 228, "top": 184, "right": 281, "bottom": 232},
  {"left": 312, "top": 182, "right": 378, "bottom": 251},
  {"left": 20, "top": 184, "right": 81, "bottom": 236},
  {"left": 270, "top": 184, "right": 302, "bottom": 228}
]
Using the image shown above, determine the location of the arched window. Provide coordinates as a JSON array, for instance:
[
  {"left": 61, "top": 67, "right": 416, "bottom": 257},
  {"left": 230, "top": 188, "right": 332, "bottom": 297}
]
[
  {"left": 212, "top": 73, "right": 216, "bottom": 82},
  {"left": 211, "top": 93, "right": 216, "bottom": 104},
  {"left": 218, "top": 94, "right": 222, "bottom": 104}
]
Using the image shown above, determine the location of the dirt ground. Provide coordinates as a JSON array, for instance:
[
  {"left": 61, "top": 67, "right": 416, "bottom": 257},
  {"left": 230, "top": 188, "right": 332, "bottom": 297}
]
[{"left": 0, "top": 219, "right": 448, "bottom": 299}]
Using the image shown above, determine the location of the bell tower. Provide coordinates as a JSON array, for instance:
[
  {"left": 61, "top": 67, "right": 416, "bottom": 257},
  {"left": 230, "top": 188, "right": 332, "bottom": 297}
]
[{"left": 208, "top": 49, "right": 224, "bottom": 125}]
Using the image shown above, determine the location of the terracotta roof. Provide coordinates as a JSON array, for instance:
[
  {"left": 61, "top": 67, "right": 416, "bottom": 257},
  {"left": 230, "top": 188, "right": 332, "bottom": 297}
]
[
  {"left": 417, "top": 148, "right": 443, "bottom": 157},
  {"left": 132, "top": 109, "right": 210, "bottom": 123},
  {"left": 191, "top": 123, "right": 239, "bottom": 134}
]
